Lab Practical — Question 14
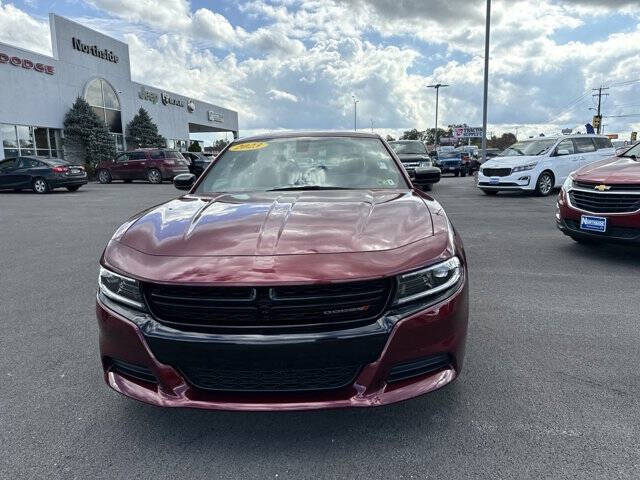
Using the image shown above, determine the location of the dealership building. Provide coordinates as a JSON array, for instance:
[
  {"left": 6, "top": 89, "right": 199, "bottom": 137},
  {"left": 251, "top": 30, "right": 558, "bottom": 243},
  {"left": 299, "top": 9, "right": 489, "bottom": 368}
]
[{"left": 0, "top": 13, "right": 239, "bottom": 161}]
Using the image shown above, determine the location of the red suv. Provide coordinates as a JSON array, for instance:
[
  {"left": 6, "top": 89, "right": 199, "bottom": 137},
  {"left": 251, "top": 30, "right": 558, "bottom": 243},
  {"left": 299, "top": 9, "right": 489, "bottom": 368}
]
[
  {"left": 96, "top": 132, "right": 468, "bottom": 411},
  {"left": 96, "top": 149, "right": 189, "bottom": 184},
  {"left": 557, "top": 143, "right": 640, "bottom": 244}
]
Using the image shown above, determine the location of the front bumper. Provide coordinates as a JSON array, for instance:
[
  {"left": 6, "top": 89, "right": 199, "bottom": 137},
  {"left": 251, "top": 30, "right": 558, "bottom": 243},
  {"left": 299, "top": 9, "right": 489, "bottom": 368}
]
[
  {"left": 96, "top": 276, "right": 468, "bottom": 411},
  {"left": 556, "top": 189, "right": 640, "bottom": 244},
  {"left": 477, "top": 171, "right": 533, "bottom": 191}
]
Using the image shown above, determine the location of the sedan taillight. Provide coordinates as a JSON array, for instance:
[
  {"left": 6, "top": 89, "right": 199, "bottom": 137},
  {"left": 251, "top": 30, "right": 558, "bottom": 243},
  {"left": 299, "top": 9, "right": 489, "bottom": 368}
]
[{"left": 52, "top": 166, "right": 69, "bottom": 173}]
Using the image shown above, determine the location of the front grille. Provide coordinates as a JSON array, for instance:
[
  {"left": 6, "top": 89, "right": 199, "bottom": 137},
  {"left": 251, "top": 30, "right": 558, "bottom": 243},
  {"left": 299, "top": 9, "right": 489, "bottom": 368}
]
[
  {"left": 143, "top": 278, "right": 393, "bottom": 333},
  {"left": 402, "top": 162, "right": 420, "bottom": 168},
  {"left": 574, "top": 181, "right": 640, "bottom": 191},
  {"left": 569, "top": 190, "right": 640, "bottom": 213},
  {"left": 482, "top": 168, "right": 512, "bottom": 177},
  {"left": 180, "top": 363, "right": 362, "bottom": 392}
]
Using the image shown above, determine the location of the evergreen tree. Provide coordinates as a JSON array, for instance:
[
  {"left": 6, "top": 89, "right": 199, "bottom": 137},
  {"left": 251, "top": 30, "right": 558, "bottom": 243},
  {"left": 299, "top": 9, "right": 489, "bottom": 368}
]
[
  {"left": 188, "top": 140, "right": 202, "bottom": 152},
  {"left": 63, "top": 97, "right": 115, "bottom": 174},
  {"left": 125, "top": 108, "right": 166, "bottom": 149}
]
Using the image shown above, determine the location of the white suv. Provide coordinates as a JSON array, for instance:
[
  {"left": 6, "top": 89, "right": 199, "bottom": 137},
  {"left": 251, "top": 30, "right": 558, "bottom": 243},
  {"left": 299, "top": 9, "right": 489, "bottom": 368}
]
[{"left": 476, "top": 135, "right": 615, "bottom": 196}]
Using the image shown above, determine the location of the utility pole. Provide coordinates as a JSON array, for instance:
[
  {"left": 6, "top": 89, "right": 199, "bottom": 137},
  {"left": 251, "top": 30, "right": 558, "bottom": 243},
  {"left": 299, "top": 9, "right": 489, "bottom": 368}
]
[
  {"left": 352, "top": 95, "right": 359, "bottom": 131},
  {"left": 592, "top": 86, "right": 609, "bottom": 134},
  {"left": 481, "top": 0, "right": 491, "bottom": 164},
  {"left": 427, "top": 83, "right": 449, "bottom": 148}
]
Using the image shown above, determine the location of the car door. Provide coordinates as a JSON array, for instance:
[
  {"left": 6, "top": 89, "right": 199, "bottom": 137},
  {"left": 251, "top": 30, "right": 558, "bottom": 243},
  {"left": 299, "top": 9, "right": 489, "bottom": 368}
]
[
  {"left": 0, "top": 158, "right": 19, "bottom": 188},
  {"left": 552, "top": 139, "right": 578, "bottom": 183},
  {"left": 573, "top": 137, "right": 598, "bottom": 168},
  {"left": 14, "top": 157, "right": 43, "bottom": 188},
  {"left": 126, "top": 151, "right": 148, "bottom": 180},
  {"left": 109, "top": 153, "right": 130, "bottom": 180}
]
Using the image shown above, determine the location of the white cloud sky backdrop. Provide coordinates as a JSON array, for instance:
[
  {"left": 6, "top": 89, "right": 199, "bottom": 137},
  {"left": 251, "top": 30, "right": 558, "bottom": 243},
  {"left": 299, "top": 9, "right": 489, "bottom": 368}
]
[{"left": 1, "top": 0, "right": 640, "bottom": 143}]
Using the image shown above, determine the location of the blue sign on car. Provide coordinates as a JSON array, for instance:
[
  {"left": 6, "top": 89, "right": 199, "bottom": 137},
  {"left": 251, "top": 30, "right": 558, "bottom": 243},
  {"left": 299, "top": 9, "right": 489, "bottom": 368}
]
[{"left": 580, "top": 215, "right": 606, "bottom": 233}]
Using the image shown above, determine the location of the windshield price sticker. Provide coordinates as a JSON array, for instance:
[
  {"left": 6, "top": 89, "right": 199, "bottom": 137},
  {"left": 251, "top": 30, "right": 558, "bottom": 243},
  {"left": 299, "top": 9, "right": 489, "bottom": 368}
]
[{"left": 229, "top": 142, "right": 269, "bottom": 152}]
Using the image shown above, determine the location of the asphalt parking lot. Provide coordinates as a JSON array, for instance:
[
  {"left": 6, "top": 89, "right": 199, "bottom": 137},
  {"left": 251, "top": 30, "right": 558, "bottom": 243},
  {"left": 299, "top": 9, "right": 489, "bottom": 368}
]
[{"left": 2, "top": 178, "right": 639, "bottom": 479}]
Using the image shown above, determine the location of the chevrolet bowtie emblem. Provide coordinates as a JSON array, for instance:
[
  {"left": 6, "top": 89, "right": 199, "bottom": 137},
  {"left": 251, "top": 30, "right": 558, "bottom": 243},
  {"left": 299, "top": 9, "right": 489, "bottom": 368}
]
[{"left": 594, "top": 184, "right": 610, "bottom": 191}]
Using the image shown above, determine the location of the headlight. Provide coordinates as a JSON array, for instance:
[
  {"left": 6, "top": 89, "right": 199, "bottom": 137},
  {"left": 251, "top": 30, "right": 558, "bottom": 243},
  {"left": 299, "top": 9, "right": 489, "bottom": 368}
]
[
  {"left": 512, "top": 163, "right": 537, "bottom": 173},
  {"left": 561, "top": 174, "right": 574, "bottom": 192},
  {"left": 420, "top": 161, "right": 431, "bottom": 168},
  {"left": 394, "top": 257, "right": 462, "bottom": 305},
  {"left": 98, "top": 266, "right": 145, "bottom": 310}
]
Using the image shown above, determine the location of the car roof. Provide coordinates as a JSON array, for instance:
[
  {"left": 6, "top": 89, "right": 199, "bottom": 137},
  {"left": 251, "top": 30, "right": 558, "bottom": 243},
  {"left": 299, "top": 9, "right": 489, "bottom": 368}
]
[{"left": 235, "top": 131, "right": 381, "bottom": 142}]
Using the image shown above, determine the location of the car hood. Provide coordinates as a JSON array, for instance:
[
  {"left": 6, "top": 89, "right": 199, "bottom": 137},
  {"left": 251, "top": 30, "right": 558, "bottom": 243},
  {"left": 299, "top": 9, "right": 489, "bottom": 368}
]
[
  {"left": 575, "top": 156, "right": 640, "bottom": 183},
  {"left": 482, "top": 155, "right": 539, "bottom": 168},
  {"left": 117, "top": 190, "right": 434, "bottom": 257}
]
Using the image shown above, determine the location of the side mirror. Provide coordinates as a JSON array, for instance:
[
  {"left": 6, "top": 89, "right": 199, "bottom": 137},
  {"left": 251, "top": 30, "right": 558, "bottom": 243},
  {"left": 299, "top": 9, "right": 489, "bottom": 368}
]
[
  {"left": 556, "top": 149, "right": 570, "bottom": 156},
  {"left": 414, "top": 166, "right": 441, "bottom": 185},
  {"left": 174, "top": 173, "right": 196, "bottom": 191}
]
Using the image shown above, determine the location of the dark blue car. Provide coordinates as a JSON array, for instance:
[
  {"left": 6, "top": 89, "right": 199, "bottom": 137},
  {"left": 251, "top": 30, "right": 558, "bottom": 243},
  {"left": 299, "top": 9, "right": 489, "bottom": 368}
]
[
  {"left": 435, "top": 151, "right": 468, "bottom": 177},
  {"left": 0, "top": 156, "right": 88, "bottom": 193}
]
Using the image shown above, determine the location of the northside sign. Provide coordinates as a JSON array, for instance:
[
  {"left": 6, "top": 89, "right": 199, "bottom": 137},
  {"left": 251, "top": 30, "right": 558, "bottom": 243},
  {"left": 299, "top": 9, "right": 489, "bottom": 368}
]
[{"left": 71, "top": 37, "right": 119, "bottom": 64}]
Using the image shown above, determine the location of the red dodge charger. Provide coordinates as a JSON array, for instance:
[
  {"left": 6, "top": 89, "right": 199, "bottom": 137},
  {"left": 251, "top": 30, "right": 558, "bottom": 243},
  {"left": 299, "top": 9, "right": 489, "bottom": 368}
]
[
  {"left": 96, "top": 132, "right": 468, "bottom": 411},
  {"left": 557, "top": 142, "right": 640, "bottom": 245}
]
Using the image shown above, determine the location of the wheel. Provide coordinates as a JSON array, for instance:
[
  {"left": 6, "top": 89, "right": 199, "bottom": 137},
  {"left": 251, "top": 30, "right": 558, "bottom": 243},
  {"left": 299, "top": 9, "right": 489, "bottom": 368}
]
[
  {"left": 98, "top": 170, "right": 112, "bottom": 184},
  {"left": 454, "top": 170, "right": 460, "bottom": 177},
  {"left": 123, "top": 179, "right": 133, "bottom": 184},
  {"left": 482, "top": 190, "right": 498, "bottom": 196},
  {"left": 535, "top": 171, "right": 554, "bottom": 196},
  {"left": 32, "top": 177, "right": 50, "bottom": 194},
  {"left": 147, "top": 168, "right": 162, "bottom": 184},
  {"left": 66, "top": 185, "right": 81, "bottom": 192}
]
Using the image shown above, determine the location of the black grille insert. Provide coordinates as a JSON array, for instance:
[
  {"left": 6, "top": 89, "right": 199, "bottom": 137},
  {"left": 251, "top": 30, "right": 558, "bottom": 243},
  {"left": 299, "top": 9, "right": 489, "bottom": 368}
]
[
  {"left": 569, "top": 190, "right": 640, "bottom": 213},
  {"left": 143, "top": 278, "right": 393, "bottom": 333},
  {"left": 482, "top": 168, "right": 512, "bottom": 177},
  {"left": 180, "top": 364, "right": 362, "bottom": 392},
  {"left": 109, "top": 358, "right": 157, "bottom": 384},
  {"left": 574, "top": 181, "right": 640, "bottom": 191},
  {"left": 387, "top": 353, "right": 451, "bottom": 383}
]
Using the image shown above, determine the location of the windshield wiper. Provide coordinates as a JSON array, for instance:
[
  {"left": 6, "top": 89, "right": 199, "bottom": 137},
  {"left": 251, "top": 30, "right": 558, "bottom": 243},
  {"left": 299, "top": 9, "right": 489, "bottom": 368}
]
[{"left": 268, "top": 185, "right": 352, "bottom": 191}]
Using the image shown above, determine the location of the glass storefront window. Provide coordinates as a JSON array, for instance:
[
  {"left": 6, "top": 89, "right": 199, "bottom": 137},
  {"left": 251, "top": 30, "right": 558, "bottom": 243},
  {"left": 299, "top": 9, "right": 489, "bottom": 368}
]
[
  {"left": 16, "top": 126, "right": 35, "bottom": 155},
  {"left": 85, "top": 78, "right": 122, "bottom": 135},
  {"left": 112, "top": 133, "right": 124, "bottom": 152},
  {"left": 1, "top": 124, "right": 62, "bottom": 159}
]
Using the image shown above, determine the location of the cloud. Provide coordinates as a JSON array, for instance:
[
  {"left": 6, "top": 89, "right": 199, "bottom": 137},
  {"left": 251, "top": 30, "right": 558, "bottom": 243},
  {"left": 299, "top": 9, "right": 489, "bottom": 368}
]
[
  {"left": 267, "top": 89, "right": 299, "bottom": 102},
  {"left": 0, "top": 1, "right": 51, "bottom": 55}
]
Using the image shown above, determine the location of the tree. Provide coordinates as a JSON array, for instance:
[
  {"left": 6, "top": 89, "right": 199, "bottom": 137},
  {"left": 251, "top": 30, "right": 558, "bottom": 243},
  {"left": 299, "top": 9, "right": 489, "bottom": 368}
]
[
  {"left": 487, "top": 132, "right": 517, "bottom": 150},
  {"left": 400, "top": 129, "right": 422, "bottom": 140},
  {"left": 63, "top": 97, "right": 115, "bottom": 174},
  {"left": 213, "top": 139, "right": 229, "bottom": 151},
  {"left": 125, "top": 108, "right": 166, "bottom": 149},
  {"left": 188, "top": 140, "right": 202, "bottom": 152},
  {"left": 423, "top": 127, "right": 451, "bottom": 146},
  {"left": 385, "top": 134, "right": 396, "bottom": 142}
]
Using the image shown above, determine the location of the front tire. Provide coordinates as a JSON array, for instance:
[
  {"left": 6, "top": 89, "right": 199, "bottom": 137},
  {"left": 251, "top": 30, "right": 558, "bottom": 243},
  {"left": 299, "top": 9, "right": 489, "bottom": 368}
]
[
  {"left": 32, "top": 177, "right": 50, "bottom": 194},
  {"left": 147, "top": 168, "right": 162, "bottom": 184},
  {"left": 98, "top": 170, "right": 112, "bottom": 184},
  {"left": 535, "top": 171, "right": 554, "bottom": 196}
]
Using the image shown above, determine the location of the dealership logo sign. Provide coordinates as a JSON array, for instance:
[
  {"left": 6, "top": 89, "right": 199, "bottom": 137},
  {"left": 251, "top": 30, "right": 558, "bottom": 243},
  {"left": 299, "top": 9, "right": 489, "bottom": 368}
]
[
  {"left": 0, "top": 52, "right": 55, "bottom": 75},
  {"left": 208, "top": 110, "right": 223, "bottom": 123},
  {"left": 187, "top": 99, "right": 195, "bottom": 113},
  {"left": 138, "top": 87, "right": 158, "bottom": 104},
  {"left": 72, "top": 37, "right": 119, "bottom": 64},
  {"left": 161, "top": 92, "right": 185, "bottom": 108}
]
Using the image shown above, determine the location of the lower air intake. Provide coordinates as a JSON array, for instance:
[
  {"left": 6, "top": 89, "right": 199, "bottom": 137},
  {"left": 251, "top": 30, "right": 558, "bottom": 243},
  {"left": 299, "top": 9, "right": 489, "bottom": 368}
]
[{"left": 387, "top": 353, "right": 451, "bottom": 383}]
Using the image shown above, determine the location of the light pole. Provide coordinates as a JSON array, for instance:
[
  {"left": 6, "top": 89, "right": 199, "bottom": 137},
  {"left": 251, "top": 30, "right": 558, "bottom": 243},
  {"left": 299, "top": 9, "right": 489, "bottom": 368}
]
[
  {"left": 427, "top": 83, "right": 449, "bottom": 148},
  {"left": 481, "top": 0, "right": 491, "bottom": 164},
  {"left": 352, "top": 95, "right": 359, "bottom": 131}
]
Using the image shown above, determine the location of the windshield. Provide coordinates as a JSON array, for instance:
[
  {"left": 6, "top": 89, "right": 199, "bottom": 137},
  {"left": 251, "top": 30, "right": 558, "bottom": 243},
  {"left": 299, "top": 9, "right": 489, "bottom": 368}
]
[
  {"left": 388, "top": 141, "right": 427, "bottom": 154},
  {"left": 196, "top": 136, "right": 407, "bottom": 193},
  {"left": 500, "top": 139, "right": 557, "bottom": 156},
  {"left": 620, "top": 143, "right": 640, "bottom": 159}
]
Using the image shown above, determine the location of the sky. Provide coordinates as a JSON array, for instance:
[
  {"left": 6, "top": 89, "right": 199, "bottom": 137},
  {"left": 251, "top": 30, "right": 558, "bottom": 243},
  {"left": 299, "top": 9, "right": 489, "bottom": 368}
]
[{"left": 1, "top": 0, "right": 640, "bottom": 144}]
